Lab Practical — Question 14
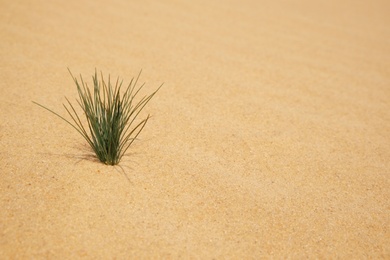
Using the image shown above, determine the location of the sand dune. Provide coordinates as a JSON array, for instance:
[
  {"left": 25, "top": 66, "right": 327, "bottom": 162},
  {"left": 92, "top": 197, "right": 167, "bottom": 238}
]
[{"left": 1, "top": 0, "right": 389, "bottom": 258}]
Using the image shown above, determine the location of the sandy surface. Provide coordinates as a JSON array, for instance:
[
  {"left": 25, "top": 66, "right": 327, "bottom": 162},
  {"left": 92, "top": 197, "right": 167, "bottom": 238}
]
[{"left": 1, "top": 0, "right": 389, "bottom": 258}]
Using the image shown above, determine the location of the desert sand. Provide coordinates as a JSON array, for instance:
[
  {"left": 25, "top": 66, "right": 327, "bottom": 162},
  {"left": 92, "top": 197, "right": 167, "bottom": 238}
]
[{"left": 1, "top": 0, "right": 389, "bottom": 258}]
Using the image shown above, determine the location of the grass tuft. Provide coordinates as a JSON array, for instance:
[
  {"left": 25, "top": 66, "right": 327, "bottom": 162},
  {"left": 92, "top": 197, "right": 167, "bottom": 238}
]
[{"left": 33, "top": 69, "right": 162, "bottom": 165}]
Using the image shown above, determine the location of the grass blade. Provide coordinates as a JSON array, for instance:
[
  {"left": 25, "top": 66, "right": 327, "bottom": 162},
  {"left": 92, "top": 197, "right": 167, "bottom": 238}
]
[{"left": 33, "top": 69, "right": 161, "bottom": 165}]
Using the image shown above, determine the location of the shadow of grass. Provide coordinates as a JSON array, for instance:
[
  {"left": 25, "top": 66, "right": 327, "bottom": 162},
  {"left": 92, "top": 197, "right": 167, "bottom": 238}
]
[{"left": 35, "top": 142, "right": 143, "bottom": 183}]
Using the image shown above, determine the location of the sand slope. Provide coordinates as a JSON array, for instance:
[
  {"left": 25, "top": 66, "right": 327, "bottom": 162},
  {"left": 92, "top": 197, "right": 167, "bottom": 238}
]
[{"left": 1, "top": 0, "right": 389, "bottom": 258}]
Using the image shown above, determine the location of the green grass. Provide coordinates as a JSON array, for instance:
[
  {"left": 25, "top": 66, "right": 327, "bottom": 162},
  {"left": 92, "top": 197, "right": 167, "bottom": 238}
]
[{"left": 33, "top": 69, "right": 161, "bottom": 165}]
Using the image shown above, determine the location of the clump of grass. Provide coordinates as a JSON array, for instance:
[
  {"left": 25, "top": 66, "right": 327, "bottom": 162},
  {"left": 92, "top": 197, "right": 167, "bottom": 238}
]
[{"left": 33, "top": 69, "right": 161, "bottom": 165}]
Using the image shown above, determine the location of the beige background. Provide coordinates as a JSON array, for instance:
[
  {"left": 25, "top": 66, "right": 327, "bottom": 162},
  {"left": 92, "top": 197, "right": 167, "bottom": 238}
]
[{"left": 1, "top": 0, "right": 389, "bottom": 258}]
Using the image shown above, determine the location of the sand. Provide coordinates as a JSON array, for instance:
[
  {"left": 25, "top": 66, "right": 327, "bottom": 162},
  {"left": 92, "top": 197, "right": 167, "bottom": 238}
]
[{"left": 1, "top": 0, "right": 389, "bottom": 258}]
